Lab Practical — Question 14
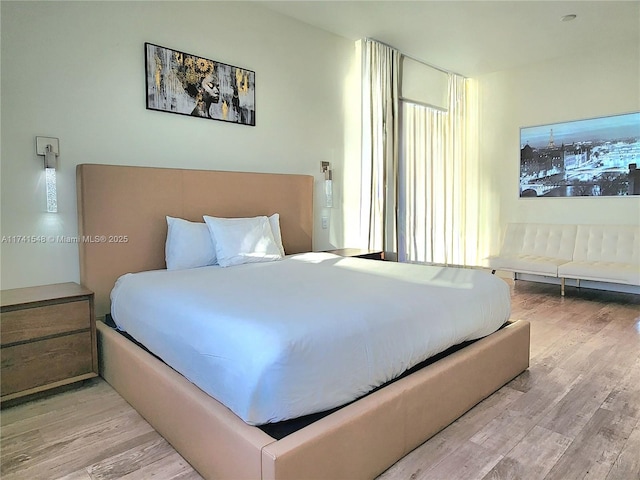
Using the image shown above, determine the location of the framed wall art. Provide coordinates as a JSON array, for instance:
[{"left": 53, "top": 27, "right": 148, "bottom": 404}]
[
  {"left": 145, "top": 43, "right": 255, "bottom": 126},
  {"left": 519, "top": 112, "right": 640, "bottom": 197}
]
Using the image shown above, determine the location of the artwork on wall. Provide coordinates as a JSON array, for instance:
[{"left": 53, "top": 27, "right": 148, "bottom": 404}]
[
  {"left": 519, "top": 112, "right": 640, "bottom": 197},
  {"left": 145, "top": 43, "right": 255, "bottom": 126}
]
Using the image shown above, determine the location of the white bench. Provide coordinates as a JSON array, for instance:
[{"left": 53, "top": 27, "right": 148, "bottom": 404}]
[{"left": 488, "top": 223, "right": 640, "bottom": 295}]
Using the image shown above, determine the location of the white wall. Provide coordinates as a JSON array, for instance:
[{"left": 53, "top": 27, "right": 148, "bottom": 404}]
[
  {"left": 477, "top": 41, "right": 640, "bottom": 256},
  {"left": 0, "top": 1, "right": 357, "bottom": 289}
]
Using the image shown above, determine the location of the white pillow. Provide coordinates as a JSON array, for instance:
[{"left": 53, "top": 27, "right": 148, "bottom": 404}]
[
  {"left": 203, "top": 215, "right": 282, "bottom": 267},
  {"left": 268, "top": 213, "right": 285, "bottom": 257},
  {"left": 165, "top": 216, "right": 217, "bottom": 270}
]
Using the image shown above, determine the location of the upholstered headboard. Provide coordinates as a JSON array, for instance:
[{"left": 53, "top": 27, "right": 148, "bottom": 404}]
[{"left": 76, "top": 164, "right": 314, "bottom": 317}]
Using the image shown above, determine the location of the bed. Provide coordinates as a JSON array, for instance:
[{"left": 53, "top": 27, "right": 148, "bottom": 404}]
[{"left": 77, "top": 163, "right": 530, "bottom": 480}]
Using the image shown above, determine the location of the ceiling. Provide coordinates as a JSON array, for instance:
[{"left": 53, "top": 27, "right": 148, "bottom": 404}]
[{"left": 260, "top": 1, "right": 640, "bottom": 77}]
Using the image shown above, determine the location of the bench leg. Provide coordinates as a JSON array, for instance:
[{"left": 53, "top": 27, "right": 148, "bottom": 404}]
[
  {"left": 576, "top": 279, "right": 581, "bottom": 289},
  {"left": 561, "top": 277, "right": 565, "bottom": 296}
]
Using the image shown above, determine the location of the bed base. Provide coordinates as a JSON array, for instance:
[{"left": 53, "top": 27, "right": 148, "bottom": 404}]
[{"left": 98, "top": 319, "right": 530, "bottom": 480}]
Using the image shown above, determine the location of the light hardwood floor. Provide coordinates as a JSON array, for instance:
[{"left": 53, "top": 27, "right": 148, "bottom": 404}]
[{"left": 1, "top": 280, "right": 639, "bottom": 480}]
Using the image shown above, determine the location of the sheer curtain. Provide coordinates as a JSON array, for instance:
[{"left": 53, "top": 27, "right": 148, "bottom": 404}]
[
  {"left": 361, "top": 39, "right": 400, "bottom": 258},
  {"left": 398, "top": 74, "right": 480, "bottom": 266}
]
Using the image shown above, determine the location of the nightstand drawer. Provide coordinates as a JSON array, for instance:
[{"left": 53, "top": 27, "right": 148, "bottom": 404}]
[
  {"left": 1, "top": 300, "right": 91, "bottom": 346},
  {"left": 0, "top": 283, "right": 97, "bottom": 404},
  {"left": 1, "top": 331, "right": 94, "bottom": 396}
]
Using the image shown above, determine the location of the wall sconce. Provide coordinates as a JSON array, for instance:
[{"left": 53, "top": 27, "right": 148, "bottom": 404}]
[
  {"left": 36, "top": 136, "right": 60, "bottom": 213},
  {"left": 321, "top": 161, "right": 333, "bottom": 208}
]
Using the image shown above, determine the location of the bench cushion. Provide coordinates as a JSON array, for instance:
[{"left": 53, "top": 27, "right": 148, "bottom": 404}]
[
  {"left": 571, "top": 225, "right": 639, "bottom": 264},
  {"left": 558, "top": 225, "right": 640, "bottom": 285},
  {"left": 487, "top": 224, "right": 577, "bottom": 277},
  {"left": 489, "top": 255, "right": 569, "bottom": 276},
  {"left": 558, "top": 261, "right": 640, "bottom": 285}
]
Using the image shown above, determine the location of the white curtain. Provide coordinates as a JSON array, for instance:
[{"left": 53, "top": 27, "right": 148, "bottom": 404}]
[
  {"left": 361, "top": 39, "right": 400, "bottom": 257},
  {"left": 398, "top": 74, "right": 480, "bottom": 266}
]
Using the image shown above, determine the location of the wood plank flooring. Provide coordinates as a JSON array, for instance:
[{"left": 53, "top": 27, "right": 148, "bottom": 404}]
[{"left": 1, "top": 280, "right": 639, "bottom": 480}]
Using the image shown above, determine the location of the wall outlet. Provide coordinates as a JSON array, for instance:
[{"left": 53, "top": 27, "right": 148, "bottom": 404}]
[{"left": 321, "top": 216, "right": 329, "bottom": 229}]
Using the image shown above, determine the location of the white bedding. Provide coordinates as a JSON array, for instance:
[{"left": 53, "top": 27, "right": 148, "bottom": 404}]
[{"left": 110, "top": 253, "right": 511, "bottom": 425}]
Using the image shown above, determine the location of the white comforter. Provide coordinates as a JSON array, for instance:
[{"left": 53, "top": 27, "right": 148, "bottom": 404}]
[{"left": 111, "top": 253, "right": 511, "bottom": 425}]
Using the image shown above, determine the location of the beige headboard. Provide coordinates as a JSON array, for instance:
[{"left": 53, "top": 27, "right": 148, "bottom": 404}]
[{"left": 77, "top": 164, "right": 314, "bottom": 317}]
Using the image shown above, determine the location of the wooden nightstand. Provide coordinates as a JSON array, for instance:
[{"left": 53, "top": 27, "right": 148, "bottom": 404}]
[
  {"left": 325, "top": 248, "right": 385, "bottom": 261},
  {"left": 0, "top": 282, "right": 98, "bottom": 404}
]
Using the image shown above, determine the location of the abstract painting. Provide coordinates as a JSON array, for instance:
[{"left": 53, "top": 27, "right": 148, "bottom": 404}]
[{"left": 145, "top": 43, "right": 255, "bottom": 126}]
